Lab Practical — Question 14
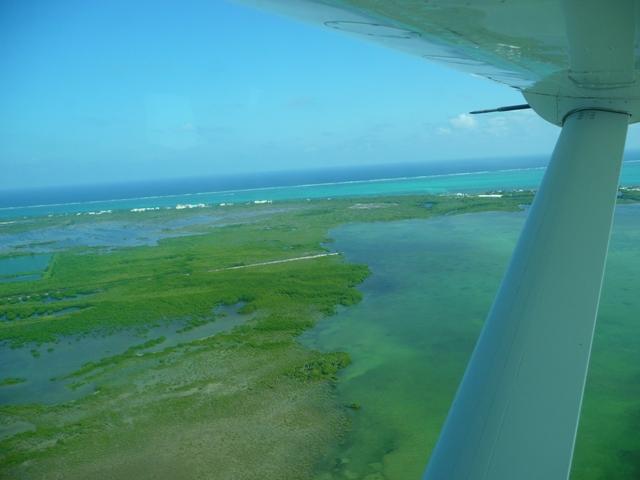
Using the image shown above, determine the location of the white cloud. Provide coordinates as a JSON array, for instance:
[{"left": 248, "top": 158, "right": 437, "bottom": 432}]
[
  {"left": 449, "top": 113, "right": 477, "bottom": 129},
  {"left": 440, "top": 110, "right": 541, "bottom": 138},
  {"left": 485, "top": 115, "right": 509, "bottom": 136}
]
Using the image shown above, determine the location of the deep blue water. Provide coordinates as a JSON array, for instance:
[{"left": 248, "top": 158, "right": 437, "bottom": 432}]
[
  {"left": 1, "top": 157, "right": 640, "bottom": 219},
  {"left": 0, "top": 157, "right": 547, "bottom": 208}
]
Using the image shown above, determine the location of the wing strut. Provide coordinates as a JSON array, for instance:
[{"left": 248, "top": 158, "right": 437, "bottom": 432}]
[{"left": 423, "top": 108, "right": 629, "bottom": 480}]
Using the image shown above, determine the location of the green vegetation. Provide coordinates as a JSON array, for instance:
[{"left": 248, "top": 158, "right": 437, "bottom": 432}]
[
  {"left": 0, "top": 193, "right": 529, "bottom": 479},
  {"left": 619, "top": 186, "right": 640, "bottom": 203},
  {"left": 60, "top": 336, "right": 168, "bottom": 383},
  {"left": 0, "top": 378, "right": 26, "bottom": 387},
  {"left": 0, "top": 194, "right": 529, "bottom": 347},
  {"left": 1, "top": 189, "right": 635, "bottom": 479}
]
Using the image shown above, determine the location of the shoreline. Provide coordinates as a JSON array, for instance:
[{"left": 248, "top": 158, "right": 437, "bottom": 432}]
[
  {"left": 2, "top": 192, "right": 640, "bottom": 478},
  {"left": 1, "top": 165, "right": 549, "bottom": 211},
  {"left": 1, "top": 165, "right": 639, "bottom": 223}
]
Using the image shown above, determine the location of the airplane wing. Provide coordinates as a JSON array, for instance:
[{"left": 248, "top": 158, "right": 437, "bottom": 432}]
[
  {"left": 235, "top": 1, "right": 637, "bottom": 478},
  {"left": 238, "top": 0, "right": 640, "bottom": 125},
  {"left": 238, "top": 0, "right": 562, "bottom": 87}
]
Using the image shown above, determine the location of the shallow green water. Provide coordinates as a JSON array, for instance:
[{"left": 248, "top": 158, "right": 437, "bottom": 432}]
[
  {"left": 0, "top": 254, "right": 51, "bottom": 282},
  {"left": 0, "top": 304, "right": 253, "bottom": 406},
  {"left": 302, "top": 204, "right": 640, "bottom": 480}
]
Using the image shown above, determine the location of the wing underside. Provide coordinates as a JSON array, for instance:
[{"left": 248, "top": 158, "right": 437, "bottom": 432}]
[
  {"left": 238, "top": 0, "right": 640, "bottom": 124},
  {"left": 239, "top": 0, "right": 569, "bottom": 89}
]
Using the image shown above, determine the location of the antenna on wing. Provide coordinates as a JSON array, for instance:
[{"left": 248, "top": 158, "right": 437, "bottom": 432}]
[{"left": 469, "top": 103, "right": 531, "bottom": 114}]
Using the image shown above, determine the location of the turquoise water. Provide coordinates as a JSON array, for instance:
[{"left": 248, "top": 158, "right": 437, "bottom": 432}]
[
  {"left": 3, "top": 162, "right": 640, "bottom": 219},
  {"left": 302, "top": 204, "right": 640, "bottom": 480}
]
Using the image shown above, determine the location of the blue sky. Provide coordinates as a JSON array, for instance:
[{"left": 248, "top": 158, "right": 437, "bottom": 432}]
[{"left": 1, "top": 0, "right": 638, "bottom": 189}]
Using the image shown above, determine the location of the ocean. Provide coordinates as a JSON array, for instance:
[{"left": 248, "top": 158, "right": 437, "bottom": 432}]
[{"left": 2, "top": 157, "right": 640, "bottom": 220}]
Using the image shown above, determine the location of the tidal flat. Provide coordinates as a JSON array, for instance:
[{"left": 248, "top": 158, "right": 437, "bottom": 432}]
[{"left": 0, "top": 190, "right": 638, "bottom": 479}]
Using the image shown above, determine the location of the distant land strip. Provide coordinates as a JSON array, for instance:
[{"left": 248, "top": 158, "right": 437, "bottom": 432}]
[{"left": 208, "top": 252, "right": 340, "bottom": 272}]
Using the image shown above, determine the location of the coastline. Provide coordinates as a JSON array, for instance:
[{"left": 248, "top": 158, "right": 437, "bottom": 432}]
[
  {"left": 0, "top": 193, "right": 529, "bottom": 478},
  {"left": 2, "top": 162, "right": 640, "bottom": 221},
  {"left": 1, "top": 192, "right": 639, "bottom": 478}
]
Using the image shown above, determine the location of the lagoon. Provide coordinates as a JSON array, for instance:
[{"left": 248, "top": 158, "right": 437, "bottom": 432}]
[
  {"left": 0, "top": 254, "right": 51, "bottom": 283},
  {"left": 303, "top": 204, "right": 640, "bottom": 479}
]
